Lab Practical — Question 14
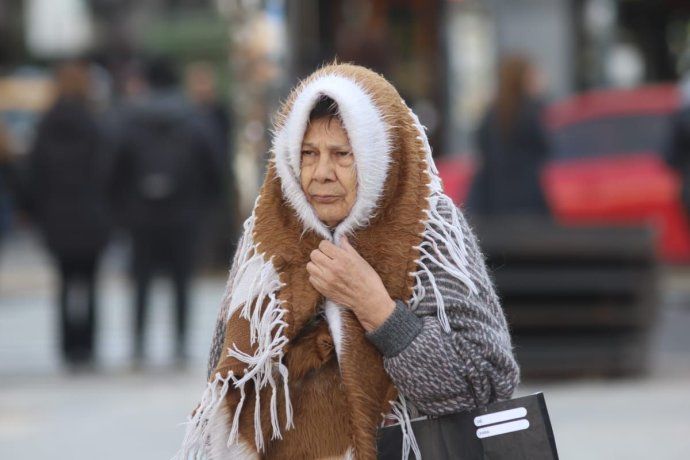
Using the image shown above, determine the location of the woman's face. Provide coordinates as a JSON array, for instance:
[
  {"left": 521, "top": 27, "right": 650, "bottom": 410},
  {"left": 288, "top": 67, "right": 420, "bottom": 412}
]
[{"left": 300, "top": 117, "right": 357, "bottom": 228}]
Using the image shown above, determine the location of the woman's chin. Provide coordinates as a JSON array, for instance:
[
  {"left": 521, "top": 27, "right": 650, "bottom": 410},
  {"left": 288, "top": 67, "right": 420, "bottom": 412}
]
[
  {"left": 316, "top": 211, "right": 346, "bottom": 229},
  {"left": 313, "top": 205, "right": 346, "bottom": 226},
  {"left": 320, "top": 217, "right": 344, "bottom": 228}
]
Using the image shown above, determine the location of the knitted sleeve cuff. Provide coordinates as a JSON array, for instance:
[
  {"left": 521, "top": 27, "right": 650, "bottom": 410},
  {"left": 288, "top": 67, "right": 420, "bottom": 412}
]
[{"left": 365, "top": 300, "right": 424, "bottom": 358}]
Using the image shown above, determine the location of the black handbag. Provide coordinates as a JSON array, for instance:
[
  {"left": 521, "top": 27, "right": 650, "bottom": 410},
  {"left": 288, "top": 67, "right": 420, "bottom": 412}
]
[{"left": 377, "top": 392, "right": 559, "bottom": 460}]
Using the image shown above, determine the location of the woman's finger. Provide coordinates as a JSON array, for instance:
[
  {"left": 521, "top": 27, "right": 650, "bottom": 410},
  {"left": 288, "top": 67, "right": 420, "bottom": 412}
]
[
  {"left": 306, "top": 261, "right": 325, "bottom": 277},
  {"left": 308, "top": 275, "right": 326, "bottom": 294},
  {"left": 318, "top": 240, "right": 343, "bottom": 259},
  {"left": 310, "top": 248, "right": 335, "bottom": 268},
  {"left": 340, "top": 236, "right": 363, "bottom": 264}
]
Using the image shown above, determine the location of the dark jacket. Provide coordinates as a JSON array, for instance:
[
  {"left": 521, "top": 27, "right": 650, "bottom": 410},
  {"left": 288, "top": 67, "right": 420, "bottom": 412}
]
[
  {"left": 467, "top": 100, "right": 550, "bottom": 217},
  {"left": 29, "top": 98, "right": 110, "bottom": 259},
  {"left": 667, "top": 106, "right": 690, "bottom": 212},
  {"left": 107, "top": 90, "right": 223, "bottom": 232}
]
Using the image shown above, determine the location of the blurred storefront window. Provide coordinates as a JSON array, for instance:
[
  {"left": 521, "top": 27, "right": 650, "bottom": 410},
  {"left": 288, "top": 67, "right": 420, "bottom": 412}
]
[
  {"left": 220, "top": 0, "right": 288, "bottom": 214},
  {"left": 445, "top": 1, "right": 495, "bottom": 155}
]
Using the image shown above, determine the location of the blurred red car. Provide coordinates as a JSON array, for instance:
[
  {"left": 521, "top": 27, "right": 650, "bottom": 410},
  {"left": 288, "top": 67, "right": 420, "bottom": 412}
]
[{"left": 438, "top": 84, "right": 690, "bottom": 264}]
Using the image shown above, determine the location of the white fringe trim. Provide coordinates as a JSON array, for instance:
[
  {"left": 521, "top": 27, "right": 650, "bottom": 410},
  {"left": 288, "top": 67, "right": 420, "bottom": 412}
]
[
  {"left": 176, "top": 210, "right": 294, "bottom": 458},
  {"left": 385, "top": 395, "right": 422, "bottom": 460},
  {"left": 207, "top": 394, "right": 260, "bottom": 460},
  {"left": 405, "top": 103, "right": 479, "bottom": 333}
]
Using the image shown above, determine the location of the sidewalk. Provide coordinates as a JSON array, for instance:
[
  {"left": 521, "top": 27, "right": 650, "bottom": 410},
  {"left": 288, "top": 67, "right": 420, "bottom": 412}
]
[
  {"left": 1, "top": 229, "right": 689, "bottom": 459},
  {"left": 0, "top": 229, "right": 223, "bottom": 459},
  {"left": 0, "top": 229, "right": 225, "bottom": 375}
]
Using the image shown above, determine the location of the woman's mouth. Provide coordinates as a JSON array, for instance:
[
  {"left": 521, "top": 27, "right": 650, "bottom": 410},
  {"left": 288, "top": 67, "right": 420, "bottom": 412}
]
[{"left": 311, "top": 194, "right": 341, "bottom": 204}]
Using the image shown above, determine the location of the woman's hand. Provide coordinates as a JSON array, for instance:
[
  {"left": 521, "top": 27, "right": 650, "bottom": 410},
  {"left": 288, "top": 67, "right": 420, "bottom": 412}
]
[{"left": 306, "top": 236, "right": 395, "bottom": 332}]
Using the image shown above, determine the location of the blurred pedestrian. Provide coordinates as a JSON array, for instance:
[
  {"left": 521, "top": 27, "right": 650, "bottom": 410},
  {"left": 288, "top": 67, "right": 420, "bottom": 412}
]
[
  {"left": 185, "top": 62, "right": 230, "bottom": 157},
  {"left": 28, "top": 60, "right": 110, "bottom": 369},
  {"left": 667, "top": 68, "right": 690, "bottom": 216},
  {"left": 184, "top": 61, "right": 240, "bottom": 265},
  {"left": 467, "top": 55, "right": 551, "bottom": 217},
  {"left": 108, "top": 56, "right": 223, "bottom": 367},
  {"left": 0, "top": 121, "right": 14, "bottom": 246}
]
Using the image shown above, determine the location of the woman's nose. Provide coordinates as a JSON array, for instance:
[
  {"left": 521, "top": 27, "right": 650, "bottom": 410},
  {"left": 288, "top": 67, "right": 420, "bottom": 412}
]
[{"left": 313, "top": 151, "right": 336, "bottom": 182}]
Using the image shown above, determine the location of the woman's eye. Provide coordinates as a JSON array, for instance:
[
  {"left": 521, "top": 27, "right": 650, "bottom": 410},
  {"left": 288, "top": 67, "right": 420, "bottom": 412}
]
[
  {"left": 336, "top": 151, "right": 351, "bottom": 157},
  {"left": 301, "top": 150, "right": 315, "bottom": 157}
]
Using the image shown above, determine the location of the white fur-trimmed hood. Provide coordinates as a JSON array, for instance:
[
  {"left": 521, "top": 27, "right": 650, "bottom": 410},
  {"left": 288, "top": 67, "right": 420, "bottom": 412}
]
[{"left": 271, "top": 73, "right": 392, "bottom": 242}]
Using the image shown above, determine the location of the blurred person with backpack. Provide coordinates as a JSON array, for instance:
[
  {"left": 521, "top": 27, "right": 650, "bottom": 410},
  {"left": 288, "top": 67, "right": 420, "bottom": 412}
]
[
  {"left": 28, "top": 60, "right": 110, "bottom": 369},
  {"left": 108, "top": 56, "right": 223, "bottom": 368},
  {"left": 467, "top": 55, "right": 551, "bottom": 217}
]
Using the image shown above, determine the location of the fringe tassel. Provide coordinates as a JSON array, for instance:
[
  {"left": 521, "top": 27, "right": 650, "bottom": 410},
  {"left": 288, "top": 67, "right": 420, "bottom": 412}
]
[
  {"left": 178, "top": 208, "right": 294, "bottom": 457},
  {"left": 176, "top": 371, "right": 233, "bottom": 459},
  {"left": 253, "top": 375, "right": 264, "bottom": 451},
  {"left": 405, "top": 105, "right": 478, "bottom": 333},
  {"left": 223, "top": 213, "right": 294, "bottom": 450},
  {"left": 224, "top": 266, "right": 293, "bottom": 450},
  {"left": 227, "top": 376, "right": 246, "bottom": 447},
  {"left": 278, "top": 357, "right": 294, "bottom": 429},
  {"left": 385, "top": 395, "right": 422, "bottom": 460},
  {"left": 267, "top": 368, "right": 281, "bottom": 440}
]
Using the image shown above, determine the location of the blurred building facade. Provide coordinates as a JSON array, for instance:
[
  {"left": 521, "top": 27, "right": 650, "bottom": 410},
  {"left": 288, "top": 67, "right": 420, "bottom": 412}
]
[
  {"left": 3, "top": 0, "right": 690, "bottom": 214},
  {"left": 283, "top": 0, "right": 690, "bottom": 156}
]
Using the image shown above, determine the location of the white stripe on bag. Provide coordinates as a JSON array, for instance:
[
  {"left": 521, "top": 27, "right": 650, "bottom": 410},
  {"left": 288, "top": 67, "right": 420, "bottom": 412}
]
[
  {"left": 474, "top": 407, "right": 528, "bottom": 427},
  {"left": 476, "top": 419, "right": 530, "bottom": 439}
]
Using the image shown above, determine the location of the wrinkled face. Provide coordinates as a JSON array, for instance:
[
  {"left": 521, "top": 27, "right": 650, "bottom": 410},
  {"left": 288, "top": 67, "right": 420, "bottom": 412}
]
[{"left": 300, "top": 117, "right": 357, "bottom": 228}]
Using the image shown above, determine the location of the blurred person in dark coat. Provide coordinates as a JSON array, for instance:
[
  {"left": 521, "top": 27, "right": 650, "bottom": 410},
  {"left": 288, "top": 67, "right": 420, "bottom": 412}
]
[
  {"left": 467, "top": 55, "right": 551, "bottom": 217},
  {"left": 108, "top": 57, "right": 223, "bottom": 367},
  {"left": 185, "top": 62, "right": 240, "bottom": 264},
  {"left": 185, "top": 62, "right": 231, "bottom": 156},
  {"left": 28, "top": 60, "right": 110, "bottom": 368},
  {"left": 0, "top": 122, "right": 14, "bottom": 244},
  {"left": 667, "top": 70, "right": 690, "bottom": 216}
]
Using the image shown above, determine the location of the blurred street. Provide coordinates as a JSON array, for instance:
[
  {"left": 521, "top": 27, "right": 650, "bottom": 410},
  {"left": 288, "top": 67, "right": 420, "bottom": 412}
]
[{"left": 1, "top": 229, "right": 689, "bottom": 460}]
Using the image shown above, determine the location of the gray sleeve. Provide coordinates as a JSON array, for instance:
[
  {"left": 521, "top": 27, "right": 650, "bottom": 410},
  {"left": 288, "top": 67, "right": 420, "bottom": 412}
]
[
  {"left": 366, "top": 300, "right": 424, "bottom": 357},
  {"left": 379, "top": 206, "right": 520, "bottom": 416}
]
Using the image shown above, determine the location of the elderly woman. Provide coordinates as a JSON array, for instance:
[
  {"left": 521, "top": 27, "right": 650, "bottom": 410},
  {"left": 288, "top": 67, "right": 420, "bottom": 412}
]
[{"left": 178, "top": 64, "right": 519, "bottom": 460}]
